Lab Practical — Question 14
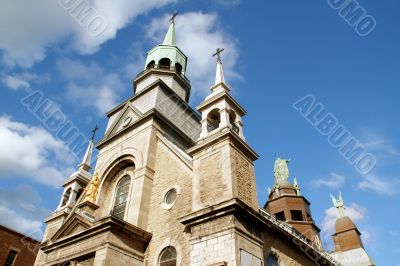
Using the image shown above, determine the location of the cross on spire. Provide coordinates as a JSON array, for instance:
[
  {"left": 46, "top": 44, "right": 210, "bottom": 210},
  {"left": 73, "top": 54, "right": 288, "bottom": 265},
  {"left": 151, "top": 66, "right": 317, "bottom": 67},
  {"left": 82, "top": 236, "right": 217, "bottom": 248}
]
[
  {"left": 213, "top": 48, "right": 225, "bottom": 63},
  {"left": 91, "top": 125, "right": 99, "bottom": 141},
  {"left": 169, "top": 11, "right": 178, "bottom": 24}
]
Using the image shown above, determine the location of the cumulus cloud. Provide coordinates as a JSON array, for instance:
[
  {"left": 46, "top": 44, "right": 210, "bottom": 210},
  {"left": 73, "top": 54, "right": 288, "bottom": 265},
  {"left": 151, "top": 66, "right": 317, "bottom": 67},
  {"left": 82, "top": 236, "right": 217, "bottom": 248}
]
[
  {"left": 0, "top": 115, "right": 74, "bottom": 187},
  {"left": 0, "top": 205, "right": 43, "bottom": 240},
  {"left": 0, "top": 0, "right": 174, "bottom": 68},
  {"left": 313, "top": 173, "right": 346, "bottom": 188},
  {"left": 57, "top": 58, "right": 125, "bottom": 115},
  {"left": 1, "top": 71, "right": 51, "bottom": 91},
  {"left": 0, "top": 185, "right": 51, "bottom": 240},
  {"left": 147, "top": 12, "right": 240, "bottom": 97},
  {"left": 1, "top": 75, "right": 31, "bottom": 91},
  {"left": 321, "top": 203, "right": 369, "bottom": 250}
]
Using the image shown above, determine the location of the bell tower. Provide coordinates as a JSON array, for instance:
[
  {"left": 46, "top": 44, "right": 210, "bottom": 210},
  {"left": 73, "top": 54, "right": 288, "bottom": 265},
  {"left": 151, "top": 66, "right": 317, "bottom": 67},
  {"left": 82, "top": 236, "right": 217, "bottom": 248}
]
[
  {"left": 330, "top": 192, "right": 375, "bottom": 265},
  {"left": 188, "top": 48, "right": 258, "bottom": 211},
  {"left": 264, "top": 158, "right": 321, "bottom": 243},
  {"left": 135, "top": 12, "right": 190, "bottom": 101},
  {"left": 180, "top": 48, "right": 262, "bottom": 265}
]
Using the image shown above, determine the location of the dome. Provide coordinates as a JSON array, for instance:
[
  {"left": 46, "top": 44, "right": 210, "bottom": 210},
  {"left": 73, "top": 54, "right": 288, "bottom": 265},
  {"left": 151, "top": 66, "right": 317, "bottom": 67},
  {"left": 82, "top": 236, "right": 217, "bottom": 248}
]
[{"left": 335, "top": 216, "right": 356, "bottom": 233}]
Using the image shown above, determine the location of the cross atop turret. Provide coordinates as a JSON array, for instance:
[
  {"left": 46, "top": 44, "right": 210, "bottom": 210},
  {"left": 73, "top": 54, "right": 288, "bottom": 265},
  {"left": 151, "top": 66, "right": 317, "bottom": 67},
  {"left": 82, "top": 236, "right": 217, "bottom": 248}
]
[
  {"left": 169, "top": 11, "right": 178, "bottom": 24},
  {"left": 213, "top": 48, "right": 225, "bottom": 63},
  {"left": 91, "top": 125, "right": 99, "bottom": 141}
]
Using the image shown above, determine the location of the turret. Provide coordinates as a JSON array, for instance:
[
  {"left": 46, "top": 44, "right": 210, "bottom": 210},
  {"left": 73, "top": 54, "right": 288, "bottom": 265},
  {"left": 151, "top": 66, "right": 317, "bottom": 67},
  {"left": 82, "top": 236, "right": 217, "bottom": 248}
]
[
  {"left": 264, "top": 158, "right": 321, "bottom": 243},
  {"left": 330, "top": 193, "right": 375, "bottom": 266},
  {"left": 135, "top": 12, "right": 191, "bottom": 101}
]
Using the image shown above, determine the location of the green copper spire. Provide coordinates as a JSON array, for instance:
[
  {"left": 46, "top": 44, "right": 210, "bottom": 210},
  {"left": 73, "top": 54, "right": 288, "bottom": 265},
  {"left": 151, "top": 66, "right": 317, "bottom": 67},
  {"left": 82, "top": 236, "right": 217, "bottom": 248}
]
[
  {"left": 143, "top": 12, "right": 187, "bottom": 75},
  {"left": 162, "top": 20, "right": 176, "bottom": 46}
]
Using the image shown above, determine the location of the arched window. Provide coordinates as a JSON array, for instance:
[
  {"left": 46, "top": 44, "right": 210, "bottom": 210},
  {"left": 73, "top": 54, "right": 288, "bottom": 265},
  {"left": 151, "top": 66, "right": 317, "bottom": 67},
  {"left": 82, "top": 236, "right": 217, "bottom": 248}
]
[
  {"left": 112, "top": 175, "right": 131, "bottom": 219},
  {"left": 159, "top": 246, "right": 177, "bottom": 266},
  {"left": 266, "top": 254, "right": 279, "bottom": 266},
  {"left": 159, "top": 58, "right": 171, "bottom": 69},
  {"left": 175, "top": 63, "right": 183, "bottom": 74},
  {"left": 207, "top": 108, "right": 220, "bottom": 132},
  {"left": 228, "top": 110, "right": 239, "bottom": 133},
  {"left": 61, "top": 188, "right": 71, "bottom": 207},
  {"left": 76, "top": 188, "right": 84, "bottom": 201},
  {"left": 147, "top": 60, "right": 155, "bottom": 69}
]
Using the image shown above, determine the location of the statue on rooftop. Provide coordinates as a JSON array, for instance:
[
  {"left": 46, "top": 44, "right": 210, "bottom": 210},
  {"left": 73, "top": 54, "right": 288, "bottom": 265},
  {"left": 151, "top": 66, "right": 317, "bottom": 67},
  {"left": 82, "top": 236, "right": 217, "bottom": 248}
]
[
  {"left": 330, "top": 192, "right": 345, "bottom": 218},
  {"left": 274, "top": 158, "right": 290, "bottom": 184},
  {"left": 84, "top": 172, "right": 100, "bottom": 203}
]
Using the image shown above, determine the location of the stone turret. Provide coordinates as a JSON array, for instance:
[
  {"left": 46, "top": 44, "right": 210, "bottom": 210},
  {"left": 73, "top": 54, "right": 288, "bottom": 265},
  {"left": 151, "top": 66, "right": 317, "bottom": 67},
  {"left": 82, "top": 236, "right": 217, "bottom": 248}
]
[{"left": 330, "top": 193, "right": 375, "bottom": 266}]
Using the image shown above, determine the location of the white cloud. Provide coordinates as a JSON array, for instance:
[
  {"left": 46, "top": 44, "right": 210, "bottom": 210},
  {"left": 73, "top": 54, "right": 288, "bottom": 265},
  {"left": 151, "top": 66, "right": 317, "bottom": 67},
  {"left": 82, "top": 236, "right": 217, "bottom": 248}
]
[
  {"left": 313, "top": 173, "right": 346, "bottom": 188},
  {"left": 363, "top": 133, "right": 400, "bottom": 157},
  {"left": 0, "top": 0, "right": 174, "bottom": 68},
  {"left": 0, "top": 115, "right": 74, "bottom": 187},
  {"left": 147, "top": 12, "right": 240, "bottom": 97},
  {"left": 1, "top": 72, "right": 51, "bottom": 91},
  {"left": 57, "top": 58, "right": 124, "bottom": 115},
  {"left": 1, "top": 75, "right": 30, "bottom": 91},
  {"left": 0, "top": 205, "right": 43, "bottom": 240},
  {"left": 358, "top": 174, "right": 399, "bottom": 196},
  {"left": 321, "top": 203, "right": 369, "bottom": 250}
]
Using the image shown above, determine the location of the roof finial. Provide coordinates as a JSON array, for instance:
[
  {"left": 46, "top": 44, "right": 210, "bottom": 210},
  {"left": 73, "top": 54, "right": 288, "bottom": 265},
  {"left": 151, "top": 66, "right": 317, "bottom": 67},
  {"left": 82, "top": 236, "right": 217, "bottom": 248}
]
[
  {"left": 163, "top": 12, "right": 177, "bottom": 46},
  {"left": 78, "top": 126, "right": 98, "bottom": 172},
  {"left": 170, "top": 11, "right": 178, "bottom": 24},
  {"left": 91, "top": 125, "right": 99, "bottom": 141},
  {"left": 330, "top": 191, "right": 346, "bottom": 218},
  {"left": 213, "top": 48, "right": 225, "bottom": 63},
  {"left": 213, "top": 48, "right": 225, "bottom": 85}
]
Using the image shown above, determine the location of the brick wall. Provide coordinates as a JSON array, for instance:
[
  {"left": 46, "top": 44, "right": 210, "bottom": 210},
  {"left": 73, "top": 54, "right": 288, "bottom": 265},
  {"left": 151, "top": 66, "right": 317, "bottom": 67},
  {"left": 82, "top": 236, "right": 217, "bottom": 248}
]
[{"left": 0, "top": 225, "right": 39, "bottom": 266}]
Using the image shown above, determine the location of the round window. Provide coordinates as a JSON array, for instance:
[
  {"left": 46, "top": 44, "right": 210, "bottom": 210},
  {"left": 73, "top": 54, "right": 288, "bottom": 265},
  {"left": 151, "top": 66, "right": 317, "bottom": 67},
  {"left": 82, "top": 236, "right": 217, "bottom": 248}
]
[{"left": 164, "top": 188, "right": 177, "bottom": 206}]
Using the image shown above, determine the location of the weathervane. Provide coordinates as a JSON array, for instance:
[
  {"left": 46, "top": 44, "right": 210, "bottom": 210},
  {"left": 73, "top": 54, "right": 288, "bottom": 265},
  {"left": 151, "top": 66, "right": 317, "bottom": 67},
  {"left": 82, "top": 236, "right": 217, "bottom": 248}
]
[
  {"left": 212, "top": 48, "right": 225, "bottom": 63},
  {"left": 170, "top": 11, "right": 178, "bottom": 24},
  {"left": 91, "top": 125, "right": 99, "bottom": 141}
]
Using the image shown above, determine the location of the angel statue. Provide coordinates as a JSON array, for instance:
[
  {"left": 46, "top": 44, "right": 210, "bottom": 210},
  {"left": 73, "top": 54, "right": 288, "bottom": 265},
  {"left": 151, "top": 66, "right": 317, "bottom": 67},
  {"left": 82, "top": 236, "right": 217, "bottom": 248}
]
[
  {"left": 330, "top": 192, "right": 345, "bottom": 218},
  {"left": 273, "top": 158, "right": 290, "bottom": 184},
  {"left": 84, "top": 172, "right": 100, "bottom": 203}
]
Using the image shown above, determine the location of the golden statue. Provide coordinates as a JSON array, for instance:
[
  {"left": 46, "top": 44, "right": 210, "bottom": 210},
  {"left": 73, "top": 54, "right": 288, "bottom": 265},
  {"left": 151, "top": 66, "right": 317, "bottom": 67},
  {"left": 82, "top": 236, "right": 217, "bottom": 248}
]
[{"left": 84, "top": 172, "right": 100, "bottom": 202}]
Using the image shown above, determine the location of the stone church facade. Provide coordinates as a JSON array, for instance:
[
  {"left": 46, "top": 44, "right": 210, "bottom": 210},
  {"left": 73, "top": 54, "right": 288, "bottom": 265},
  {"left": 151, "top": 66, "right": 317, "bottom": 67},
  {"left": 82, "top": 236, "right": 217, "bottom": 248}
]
[{"left": 35, "top": 17, "right": 374, "bottom": 266}]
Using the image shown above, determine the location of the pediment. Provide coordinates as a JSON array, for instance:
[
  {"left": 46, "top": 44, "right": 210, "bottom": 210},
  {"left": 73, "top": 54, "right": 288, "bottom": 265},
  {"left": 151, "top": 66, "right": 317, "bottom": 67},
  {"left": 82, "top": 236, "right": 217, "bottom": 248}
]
[
  {"left": 104, "top": 102, "right": 143, "bottom": 139},
  {"left": 51, "top": 213, "right": 93, "bottom": 241}
]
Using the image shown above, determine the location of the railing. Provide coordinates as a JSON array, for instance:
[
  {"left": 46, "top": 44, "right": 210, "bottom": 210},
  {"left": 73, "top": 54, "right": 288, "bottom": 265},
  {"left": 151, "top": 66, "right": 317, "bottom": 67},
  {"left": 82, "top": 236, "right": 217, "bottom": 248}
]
[
  {"left": 207, "top": 123, "right": 219, "bottom": 132},
  {"left": 231, "top": 124, "right": 239, "bottom": 134},
  {"left": 135, "top": 64, "right": 190, "bottom": 84},
  {"left": 259, "top": 208, "right": 341, "bottom": 266}
]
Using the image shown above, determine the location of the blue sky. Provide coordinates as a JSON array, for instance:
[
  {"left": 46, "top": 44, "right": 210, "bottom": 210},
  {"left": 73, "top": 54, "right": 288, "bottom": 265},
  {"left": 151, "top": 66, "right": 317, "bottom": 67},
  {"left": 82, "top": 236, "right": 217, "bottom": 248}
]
[{"left": 0, "top": 0, "right": 399, "bottom": 264}]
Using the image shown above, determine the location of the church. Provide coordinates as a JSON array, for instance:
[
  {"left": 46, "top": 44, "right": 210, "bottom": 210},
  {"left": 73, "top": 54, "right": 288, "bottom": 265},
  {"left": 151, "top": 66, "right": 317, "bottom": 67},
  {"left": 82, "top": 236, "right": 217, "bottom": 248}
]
[{"left": 34, "top": 15, "right": 375, "bottom": 266}]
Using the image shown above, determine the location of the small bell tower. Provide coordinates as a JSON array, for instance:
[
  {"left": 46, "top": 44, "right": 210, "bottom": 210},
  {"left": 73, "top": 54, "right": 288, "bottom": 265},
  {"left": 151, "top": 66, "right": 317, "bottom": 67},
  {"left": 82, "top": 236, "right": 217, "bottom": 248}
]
[
  {"left": 198, "top": 48, "right": 245, "bottom": 140},
  {"left": 188, "top": 48, "right": 258, "bottom": 211},
  {"left": 57, "top": 127, "right": 97, "bottom": 210},
  {"left": 41, "top": 127, "right": 97, "bottom": 242}
]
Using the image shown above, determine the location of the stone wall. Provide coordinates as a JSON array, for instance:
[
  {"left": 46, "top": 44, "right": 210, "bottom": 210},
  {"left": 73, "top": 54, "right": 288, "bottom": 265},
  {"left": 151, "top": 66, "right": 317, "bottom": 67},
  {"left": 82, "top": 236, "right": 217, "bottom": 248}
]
[
  {"left": 144, "top": 137, "right": 193, "bottom": 265},
  {"left": 262, "top": 228, "right": 318, "bottom": 266}
]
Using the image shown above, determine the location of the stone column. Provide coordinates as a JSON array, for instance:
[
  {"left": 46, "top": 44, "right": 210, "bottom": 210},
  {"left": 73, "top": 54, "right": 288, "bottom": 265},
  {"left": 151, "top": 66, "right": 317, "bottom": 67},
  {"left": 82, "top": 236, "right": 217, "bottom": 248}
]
[
  {"left": 126, "top": 166, "right": 154, "bottom": 229},
  {"left": 219, "top": 108, "right": 230, "bottom": 129}
]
